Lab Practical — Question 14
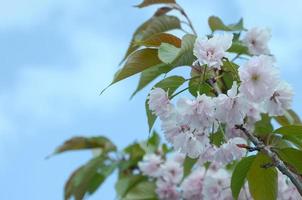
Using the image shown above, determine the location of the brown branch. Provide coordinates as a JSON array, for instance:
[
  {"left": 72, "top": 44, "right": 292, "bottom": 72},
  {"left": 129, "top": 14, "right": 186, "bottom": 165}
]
[
  {"left": 173, "top": 4, "right": 197, "bottom": 35},
  {"left": 235, "top": 124, "right": 302, "bottom": 197}
]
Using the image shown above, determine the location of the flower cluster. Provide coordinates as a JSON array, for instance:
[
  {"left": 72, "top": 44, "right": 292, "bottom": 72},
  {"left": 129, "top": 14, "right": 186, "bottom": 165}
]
[
  {"left": 148, "top": 28, "right": 293, "bottom": 164},
  {"left": 139, "top": 153, "right": 299, "bottom": 200},
  {"left": 138, "top": 153, "right": 251, "bottom": 200}
]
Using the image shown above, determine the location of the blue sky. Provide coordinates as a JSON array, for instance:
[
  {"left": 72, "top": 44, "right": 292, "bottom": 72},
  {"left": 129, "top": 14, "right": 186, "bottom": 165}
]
[{"left": 0, "top": 0, "right": 301, "bottom": 199}]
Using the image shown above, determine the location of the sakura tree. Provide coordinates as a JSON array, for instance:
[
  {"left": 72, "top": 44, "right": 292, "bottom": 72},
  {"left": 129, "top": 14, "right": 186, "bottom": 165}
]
[{"left": 52, "top": 0, "right": 302, "bottom": 199}]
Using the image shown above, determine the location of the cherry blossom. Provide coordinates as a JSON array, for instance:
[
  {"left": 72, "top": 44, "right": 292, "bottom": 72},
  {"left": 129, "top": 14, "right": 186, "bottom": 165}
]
[
  {"left": 156, "top": 179, "right": 180, "bottom": 200},
  {"left": 215, "top": 82, "right": 248, "bottom": 126},
  {"left": 239, "top": 55, "right": 280, "bottom": 102},
  {"left": 243, "top": 27, "right": 271, "bottom": 55},
  {"left": 193, "top": 34, "right": 233, "bottom": 68},
  {"left": 214, "top": 137, "right": 246, "bottom": 165},
  {"left": 160, "top": 160, "right": 183, "bottom": 184},
  {"left": 148, "top": 88, "right": 173, "bottom": 120},
  {"left": 138, "top": 154, "right": 162, "bottom": 177},
  {"left": 266, "top": 81, "right": 293, "bottom": 116},
  {"left": 181, "top": 167, "right": 205, "bottom": 200}
]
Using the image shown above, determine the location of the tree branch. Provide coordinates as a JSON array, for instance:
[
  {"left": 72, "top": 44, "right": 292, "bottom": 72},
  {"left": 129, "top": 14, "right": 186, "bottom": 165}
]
[
  {"left": 235, "top": 124, "right": 302, "bottom": 196},
  {"left": 173, "top": 4, "right": 197, "bottom": 35}
]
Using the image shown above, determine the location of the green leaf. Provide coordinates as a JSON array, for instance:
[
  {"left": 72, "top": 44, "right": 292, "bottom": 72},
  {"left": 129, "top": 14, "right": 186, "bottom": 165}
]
[
  {"left": 114, "top": 49, "right": 164, "bottom": 84},
  {"left": 121, "top": 15, "right": 181, "bottom": 63},
  {"left": 183, "top": 156, "right": 197, "bottom": 178},
  {"left": 119, "top": 143, "right": 146, "bottom": 178},
  {"left": 52, "top": 136, "right": 116, "bottom": 156},
  {"left": 209, "top": 126, "right": 226, "bottom": 147},
  {"left": 247, "top": 153, "right": 278, "bottom": 200},
  {"left": 115, "top": 175, "right": 147, "bottom": 198},
  {"left": 188, "top": 68, "right": 213, "bottom": 97},
  {"left": 276, "top": 148, "right": 302, "bottom": 174},
  {"left": 124, "top": 181, "right": 157, "bottom": 200},
  {"left": 140, "top": 131, "right": 161, "bottom": 153},
  {"left": 254, "top": 114, "right": 273, "bottom": 136},
  {"left": 131, "top": 65, "right": 172, "bottom": 98},
  {"left": 158, "top": 34, "right": 196, "bottom": 67},
  {"left": 135, "top": 0, "right": 176, "bottom": 8},
  {"left": 135, "top": 32, "right": 181, "bottom": 48},
  {"left": 65, "top": 156, "right": 117, "bottom": 200},
  {"left": 231, "top": 156, "right": 256, "bottom": 200},
  {"left": 158, "top": 43, "right": 181, "bottom": 64},
  {"left": 273, "top": 125, "right": 302, "bottom": 149},
  {"left": 274, "top": 125, "right": 302, "bottom": 138},
  {"left": 208, "top": 16, "right": 244, "bottom": 32},
  {"left": 188, "top": 79, "right": 212, "bottom": 97},
  {"left": 228, "top": 41, "right": 249, "bottom": 55},
  {"left": 274, "top": 109, "right": 301, "bottom": 126},
  {"left": 145, "top": 75, "right": 186, "bottom": 131}
]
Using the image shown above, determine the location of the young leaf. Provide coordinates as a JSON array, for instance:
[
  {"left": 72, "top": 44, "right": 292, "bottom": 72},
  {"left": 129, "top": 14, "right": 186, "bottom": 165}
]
[
  {"left": 107, "top": 48, "right": 165, "bottom": 91},
  {"left": 115, "top": 175, "right": 147, "bottom": 198},
  {"left": 65, "top": 155, "right": 117, "bottom": 200},
  {"left": 123, "top": 181, "right": 157, "bottom": 200},
  {"left": 52, "top": 136, "right": 116, "bottom": 156},
  {"left": 208, "top": 16, "right": 244, "bottom": 32},
  {"left": 135, "top": 0, "right": 176, "bottom": 8},
  {"left": 273, "top": 125, "right": 302, "bottom": 149},
  {"left": 121, "top": 15, "right": 181, "bottom": 63},
  {"left": 276, "top": 148, "right": 302, "bottom": 174},
  {"left": 183, "top": 156, "right": 197, "bottom": 178},
  {"left": 247, "top": 153, "right": 278, "bottom": 200},
  {"left": 228, "top": 41, "right": 249, "bottom": 55},
  {"left": 254, "top": 114, "right": 273, "bottom": 136},
  {"left": 135, "top": 32, "right": 181, "bottom": 48},
  {"left": 274, "top": 109, "right": 301, "bottom": 126},
  {"left": 140, "top": 131, "right": 161, "bottom": 153},
  {"left": 231, "top": 156, "right": 256, "bottom": 200},
  {"left": 131, "top": 65, "right": 172, "bottom": 98},
  {"left": 158, "top": 43, "right": 181, "bottom": 64},
  {"left": 158, "top": 34, "right": 196, "bottom": 67},
  {"left": 145, "top": 75, "right": 186, "bottom": 131},
  {"left": 273, "top": 125, "right": 302, "bottom": 138}
]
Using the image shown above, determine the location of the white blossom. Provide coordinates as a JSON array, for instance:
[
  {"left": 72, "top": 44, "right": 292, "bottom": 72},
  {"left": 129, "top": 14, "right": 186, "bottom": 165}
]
[
  {"left": 156, "top": 179, "right": 180, "bottom": 200},
  {"left": 170, "top": 152, "right": 186, "bottom": 164},
  {"left": 148, "top": 88, "right": 173, "bottom": 120},
  {"left": 266, "top": 81, "right": 293, "bottom": 116},
  {"left": 173, "top": 130, "right": 210, "bottom": 158},
  {"left": 239, "top": 55, "right": 280, "bottom": 102},
  {"left": 160, "top": 160, "right": 183, "bottom": 184},
  {"left": 214, "top": 137, "right": 246, "bottom": 165},
  {"left": 161, "top": 110, "right": 187, "bottom": 144},
  {"left": 197, "top": 146, "right": 217, "bottom": 165},
  {"left": 202, "top": 175, "right": 232, "bottom": 200},
  {"left": 178, "top": 95, "right": 217, "bottom": 132},
  {"left": 193, "top": 34, "right": 233, "bottom": 68},
  {"left": 138, "top": 154, "right": 162, "bottom": 177},
  {"left": 243, "top": 27, "right": 271, "bottom": 55},
  {"left": 181, "top": 168, "right": 205, "bottom": 200},
  {"left": 215, "top": 82, "right": 248, "bottom": 125}
]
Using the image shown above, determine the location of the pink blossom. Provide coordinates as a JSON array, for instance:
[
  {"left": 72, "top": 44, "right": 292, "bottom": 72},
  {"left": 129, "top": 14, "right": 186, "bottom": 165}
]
[
  {"left": 194, "top": 34, "right": 233, "bottom": 68},
  {"left": 148, "top": 88, "right": 173, "bottom": 120},
  {"left": 181, "top": 168, "right": 205, "bottom": 200},
  {"left": 156, "top": 179, "right": 180, "bottom": 200},
  {"left": 266, "top": 81, "right": 293, "bottom": 116},
  {"left": 243, "top": 27, "right": 271, "bottom": 55},
  {"left": 138, "top": 154, "right": 162, "bottom": 177},
  {"left": 239, "top": 55, "right": 280, "bottom": 102}
]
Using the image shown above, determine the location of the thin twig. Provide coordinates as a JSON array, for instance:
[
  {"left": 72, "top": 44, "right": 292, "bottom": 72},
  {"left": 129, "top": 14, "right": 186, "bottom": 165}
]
[
  {"left": 235, "top": 124, "right": 302, "bottom": 197},
  {"left": 174, "top": 4, "right": 197, "bottom": 35}
]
